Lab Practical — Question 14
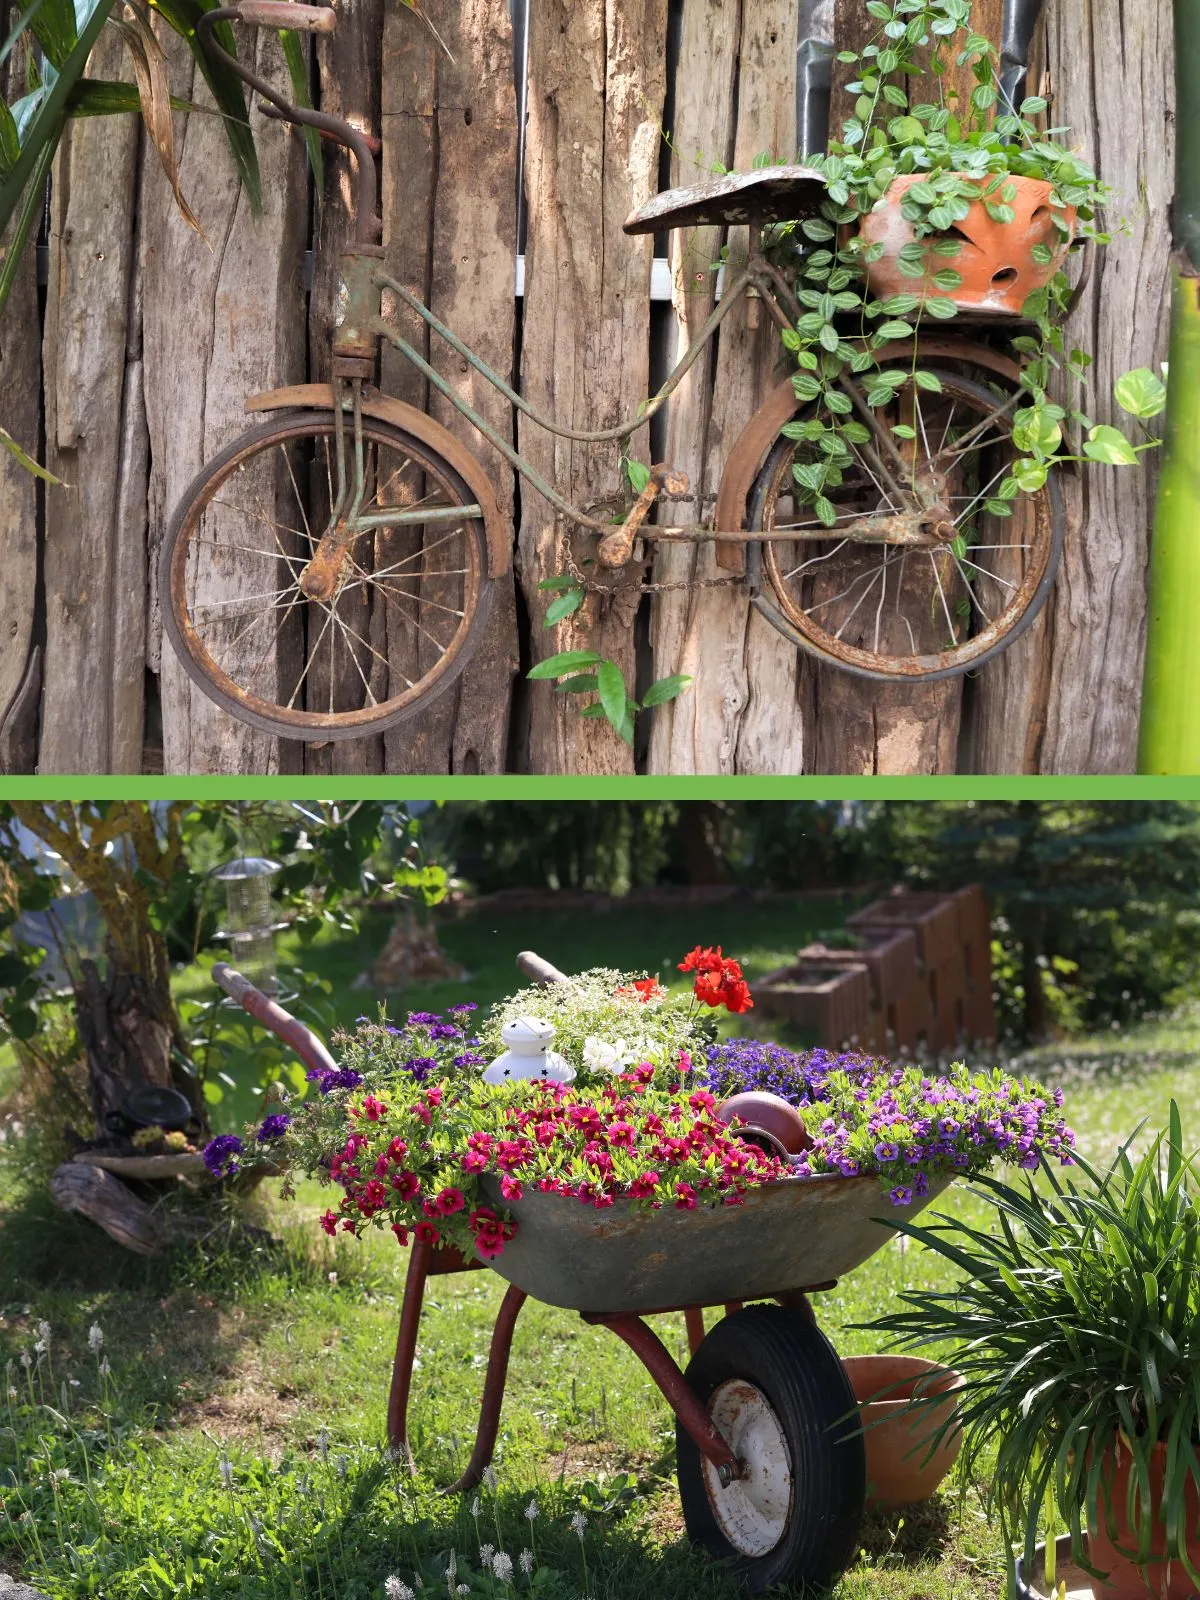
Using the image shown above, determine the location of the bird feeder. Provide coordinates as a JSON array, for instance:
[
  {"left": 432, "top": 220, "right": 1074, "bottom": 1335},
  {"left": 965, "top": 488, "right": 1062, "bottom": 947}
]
[
  {"left": 483, "top": 1016, "right": 575, "bottom": 1084},
  {"left": 213, "top": 855, "right": 284, "bottom": 993}
]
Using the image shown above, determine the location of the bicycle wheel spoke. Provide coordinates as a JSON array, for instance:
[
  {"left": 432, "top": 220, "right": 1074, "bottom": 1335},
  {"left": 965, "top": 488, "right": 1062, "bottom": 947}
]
[
  {"left": 286, "top": 602, "right": 338, "bottom": 710},
  {"left": 206, "top": 503, "right": 311, "bottom": 559},
  {"left": 951, "top": 553, "right": 993, "bottom": 625},
  {"left": 191, "top": 584, "right": 301, "bottom": 616},
  {"left": 928, "top": 551, "right": 958, "bottom": 644},
  {"left": 191, "top": 535, "right": 306, "bottom": 570},
  {"left": 329, "top": 607, "right": 380, "bottom": 707},
  {"left": 938, "top": 401, "right": 958, "bottom": 456},
  {"left": 782, "top": 539, "right": 850, "bottom": 582},
  {"left": 278, "top": 441, "right": 316, "bottom": 550},
  {"left": 244, "top": 588, "right": 306, "bottom": 692},
  {"left": 959, "top": 555, "right": 1018, "bottom": 592},
  {"left": 834, "top": 562, "right": 887, "bottom": 641},
  {"left": 954, "top": 465, "right": 1010, "bottom": 528}
]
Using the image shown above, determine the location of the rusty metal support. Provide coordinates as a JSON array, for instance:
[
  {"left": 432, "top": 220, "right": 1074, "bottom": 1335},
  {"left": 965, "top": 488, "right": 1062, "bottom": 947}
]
[
  {"left": 211, "top": 964, "right": 336, "bottom": 1077},
  {"left": 583, "top": 1312, "right": 740, "bottom": 1484},
  {"left": 684, "top": 1306, "right": 706, "bottom": 1355},
  {"left": 387, "top": 1234, "right": 433, "bottom": 1466},
  {"left": 442, "top": 1285, "right": 529, "bottom": 1495}
]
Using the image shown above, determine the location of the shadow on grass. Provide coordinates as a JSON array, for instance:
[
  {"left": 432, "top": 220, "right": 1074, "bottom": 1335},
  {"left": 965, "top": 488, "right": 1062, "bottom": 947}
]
[{"left": 856, "top": 1494, "right": 955, "bottom": 1566}]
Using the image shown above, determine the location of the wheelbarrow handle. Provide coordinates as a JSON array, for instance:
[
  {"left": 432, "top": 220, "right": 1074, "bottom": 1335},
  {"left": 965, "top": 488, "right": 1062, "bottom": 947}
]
[
  {"left": 212, "top": 962, "right": 338, "bottom": 1079},
  {"left": 515, "top": 950, "right": 570, "bottom": 986}
]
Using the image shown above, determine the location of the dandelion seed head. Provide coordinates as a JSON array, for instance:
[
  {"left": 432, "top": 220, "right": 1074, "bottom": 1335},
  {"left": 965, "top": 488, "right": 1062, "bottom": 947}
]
[
  {"left": 478, "top": 1544, "right": 494, "bottom": 1565},
  {"left": 524, "top": 1500, "right": 538, "bottom": 1522}
]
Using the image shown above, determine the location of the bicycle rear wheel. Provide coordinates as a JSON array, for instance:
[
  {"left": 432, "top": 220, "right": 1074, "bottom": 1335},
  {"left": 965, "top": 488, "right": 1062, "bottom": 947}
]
[
  {"left": 160, "top": 411, "right": 491, "bottom": 740},
  {"left": 750, "top": 361, "right": 1064, "bottom": 682}
]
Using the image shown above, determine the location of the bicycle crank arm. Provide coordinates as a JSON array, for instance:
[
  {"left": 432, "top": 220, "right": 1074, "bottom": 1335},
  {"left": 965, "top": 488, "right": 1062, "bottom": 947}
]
[{"left": 597, "top": 463, "right": 690, "bottom": 568}]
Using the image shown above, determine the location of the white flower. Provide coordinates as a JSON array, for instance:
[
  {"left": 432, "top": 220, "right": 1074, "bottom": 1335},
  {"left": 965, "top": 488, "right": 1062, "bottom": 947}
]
[
  {"left": 524, "top": 1500, "right": 539, "bottom": 1522},
  {"left": 87, "top": 1323, "right": 104, "bottom": 1353},
  {"left": 519, "top": 1550, "right": 534, "bottom": 1574},
  {"left": 478, "top": 1544, "right": 494, "bottom": 1566},
  {"left": 219, "top": 1456, "right": 234, "bottom": 1488},
  {"left": 445, "top": 1551, "right": 457, "bottom": 1584},
  {"left": 328, "top": 1271, "right": 338, "bottom": 1285},
  {"left": 317, "top": 1430, "right": 330, "bottom": 1461},
  {"left": 456, "top": 1588, "right": 470, "bottom": 1596},
  {"left": 385, "top": 1579, "right": 415, "bottom": 1600},
  {"left": 582, "top": 1037, "right": 627, "bottom": 1075},
  {"left": 33, "top": 1340, "right": 45, "bottom": 1356},
  {"left": 6, "top": 1386, "right": 16, "bottom": 1400},
  {"left": 18, "top": 1350, "right": 30, "bottom": 1370},
  {"left": 481, "top": 1465, "right": 498, "bottom": 1491},
  {"left": 98, "top": 1357, "right": 111, "bottom": 1379},
  {"left": 49, "top": 1468, "right": 69, "bottom": 1487},
  {"left": 67, "top": 1377, "right": 80, "bottom": 1387},
  {"left": 570, "top": 1512, "right": 587, "bottom": 1537},
  {"left": 491, "top": 1552, "right": 513, "bottom": 1583},
  {"left": 36, "top": 1320, "right": 50, "bottom": 1344},
  {"left": 470, "top": 1497, "right": 481, "bottom": 1517}
]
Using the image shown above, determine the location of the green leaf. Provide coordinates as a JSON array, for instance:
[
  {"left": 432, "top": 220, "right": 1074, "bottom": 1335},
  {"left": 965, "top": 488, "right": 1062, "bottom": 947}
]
[
  {"left": 527, "top": 650, "right": 602, "bottom": 681},
  {"left": 150, "top": 0, "right": 261, "bottom": 211},
  {"left": 29, "top": 0, "right": 77, "bottom": 71},
  {"left": 922, "top": 296, "right": 959, "bottom": 320},
  {"left": 554, "top": 673, "right": 599, "bottom": 695},
  {"left": 913, "top": 370, "right": 943, "bottom": 393},
  {"left": 537, "top": 574, "right": 579, "bottom": 591},
  {"left": 641, "top": 673, "right": 692, "bottom": 708},
  {"left": 1114, "top": 367, "right": 1167, "bottom": 420},
  {"left": 1, "top": 424, "right": 65, "bottom": 484},
  {"left": 0, "top": 98, "right": 19, "bottom": 176},
  {"left": 1083, "top": 425, "right": 1138, "bottom": 467},
  {"left": 279, "top": 26, "right": 323, "bottom": 203},
  {"left": 543, "top": 589, "right": 585, "bottom": 626},
  {"left": 625, "top": 458, "right": 651, "bottom": 495},
  {"left": 595, "top": 659, "right": 628, "bottom": 734}
]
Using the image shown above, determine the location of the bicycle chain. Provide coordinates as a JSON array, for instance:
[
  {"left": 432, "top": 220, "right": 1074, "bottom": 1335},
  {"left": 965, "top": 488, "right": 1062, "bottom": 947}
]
[{"left": 562, "top": 494, "right": 747, "bottom": 595}]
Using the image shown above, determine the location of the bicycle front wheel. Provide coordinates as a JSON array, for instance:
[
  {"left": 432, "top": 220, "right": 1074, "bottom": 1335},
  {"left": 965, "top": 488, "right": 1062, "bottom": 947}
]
[
  {"left": 750, "top": 361, "right": 1064, "bottom": 682},
  {"left": 160, "top": 411, "right": 492, "bottom": 741}
]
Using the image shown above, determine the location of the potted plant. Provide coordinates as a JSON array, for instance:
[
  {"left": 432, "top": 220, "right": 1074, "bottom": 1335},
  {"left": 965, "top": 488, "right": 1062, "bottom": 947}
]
[
  {"left": 773, "top": 0, "right": 1164, "bottom": 530},
  {"left": 869, "top": 1102, "right": 1200, "bottom": 1600}
]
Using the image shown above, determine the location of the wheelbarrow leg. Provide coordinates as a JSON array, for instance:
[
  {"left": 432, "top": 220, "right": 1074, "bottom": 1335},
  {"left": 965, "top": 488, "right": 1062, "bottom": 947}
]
[
  {"left": 684, "top": 1306, "right": 706, "bottom": 1354},
  {"left": 584, "top": 1312, "right": 739, "bottom": 1485},
  {"left": 442, "top": 1283, "right": 528, "bottom": 1495},
  {"left": 387, "top": 1234, "right": 432, "bottom": 1467}
]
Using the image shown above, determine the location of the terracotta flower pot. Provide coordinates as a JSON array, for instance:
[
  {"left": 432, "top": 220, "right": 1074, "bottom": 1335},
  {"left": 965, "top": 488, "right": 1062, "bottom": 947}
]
[
  {"left": 716, "top": 1090, "right": 809, "bottom": 1159},
  {"left": 1087, "top": 1438, "right": 1200, "bottom": 1600},
  {"left": 858, "top": 173, "right": 1076, "bottom": 318},
  {"left": 842, "top": 1354, "right": 963, "bottom": 1507}
]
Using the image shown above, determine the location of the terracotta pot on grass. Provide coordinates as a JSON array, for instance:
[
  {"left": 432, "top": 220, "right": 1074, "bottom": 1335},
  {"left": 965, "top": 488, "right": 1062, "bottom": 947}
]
[
  {"left": 1086, "top": 1438, "right": 1200, "bottom": 1600},
  {"left": 859, "top": 173, "right": 1076, "bottom": 318},
  {"left": 842, "top": 1354, "right": 963, "bottom": 1507}
]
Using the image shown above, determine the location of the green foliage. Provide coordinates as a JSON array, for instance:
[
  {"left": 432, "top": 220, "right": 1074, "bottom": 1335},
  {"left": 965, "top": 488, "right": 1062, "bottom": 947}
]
[
  {"left": 872, "top": 1103, "right": 1200, "bottom": 1588},
  {"left": 772, "top": 0, "right": 1155, "bottom": 527}
]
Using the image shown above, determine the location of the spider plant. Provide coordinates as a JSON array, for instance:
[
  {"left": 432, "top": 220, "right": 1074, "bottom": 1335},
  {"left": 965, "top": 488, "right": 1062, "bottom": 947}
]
[{"left": 870, "top": 1101, "right": 1200, "bottom": 1597}]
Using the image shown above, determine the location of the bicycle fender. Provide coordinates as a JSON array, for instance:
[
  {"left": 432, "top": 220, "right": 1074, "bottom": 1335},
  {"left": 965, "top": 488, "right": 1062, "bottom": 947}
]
[
  {"left": 712, "top": 335, "right": 1025, "bottom": 576},
  {"left": 244, "top": 383, "right": 512, "bottom": 578}
]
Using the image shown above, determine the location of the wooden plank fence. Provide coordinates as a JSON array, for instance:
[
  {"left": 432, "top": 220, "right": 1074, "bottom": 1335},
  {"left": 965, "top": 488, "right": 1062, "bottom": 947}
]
[{"left": 0, "top": 0, "right": 1174, "bottom": 774}]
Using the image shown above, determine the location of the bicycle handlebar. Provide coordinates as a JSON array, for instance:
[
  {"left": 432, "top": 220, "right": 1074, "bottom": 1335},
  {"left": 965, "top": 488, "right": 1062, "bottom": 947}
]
[{"left": 196, "top": 4, "right": 381, "bottom": 247}]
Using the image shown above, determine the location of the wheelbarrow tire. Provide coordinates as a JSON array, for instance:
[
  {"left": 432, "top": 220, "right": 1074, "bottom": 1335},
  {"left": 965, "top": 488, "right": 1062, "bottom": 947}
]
[{"left": 676, "top": 1304, "right": 865, "bottom": 1594}]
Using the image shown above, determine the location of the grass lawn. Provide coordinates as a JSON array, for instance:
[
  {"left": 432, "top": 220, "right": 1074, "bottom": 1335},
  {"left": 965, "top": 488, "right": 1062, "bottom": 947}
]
[{"left": 2, "top": 904, "right": 1198, "bottom": 1599}]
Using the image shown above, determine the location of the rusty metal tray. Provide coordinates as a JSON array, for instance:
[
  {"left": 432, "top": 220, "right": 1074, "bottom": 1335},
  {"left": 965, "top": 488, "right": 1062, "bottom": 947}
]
[{"left": 479, "top": 1171, "right": 951, "bottom": 1313}]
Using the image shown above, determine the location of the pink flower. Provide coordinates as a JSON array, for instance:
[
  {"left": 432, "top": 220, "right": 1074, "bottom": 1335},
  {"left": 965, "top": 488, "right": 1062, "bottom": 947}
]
[
  {"left": 474, "top": 1230, "right": 507, "bottom": 1260},
  {"left": 341, "top": 1218, "right": 357, "bottom": 1233},
  {"left": 688, "top": 1089, "right": 716, "bottom": 1114},
  {"left": 388, "top": 1137, "right": 408, "bottom": 1163},
  {"left": 391, "top": 1170, "right": 420, "bottom": 1200},
  {"left": 374, "top": 1153, "right": 391, "bottom": 1177},
  {"left": 414, "top": 1221, "right": 440, "bottom": 1245},
  {"left": 319, "top": 1209, "right": 338, "bottom": 1236},
  {"left": 460, "top": 1151, "right": 487, "bottom": 1174},
  {"left": 361, "top": 1094, "right": 388, "bottom": 1122},
  {"left": 675, "top": 1182, "right": 698, "bottom": 1211},
  {"left": 629, "top": 1170, "right": 660, "bottom": 1198},
  {"left": 391, "top": 1222, "right": 409, "bottom": 1244},
  {"left": 500, "top": 1175, "right": 524, "bottom": 1201},
  {"left": 606, "top": 1120, "right": 636, "bottom": 1149},
  {"left": 434, "top": 1187, "right": 466, "bottom": 1216}
]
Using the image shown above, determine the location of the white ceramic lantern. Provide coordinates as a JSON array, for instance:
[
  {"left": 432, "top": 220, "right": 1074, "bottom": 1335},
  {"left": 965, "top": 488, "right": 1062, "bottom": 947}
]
[{"left": 483, "top": 1016, "right": 575, "bottom": 1084}]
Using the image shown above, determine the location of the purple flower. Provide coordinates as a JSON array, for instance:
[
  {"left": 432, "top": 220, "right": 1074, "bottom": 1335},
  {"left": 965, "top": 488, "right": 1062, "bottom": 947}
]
[
  {"left": 405, "top": 1056, "right": 438, "bottom": 1082},
  {"left": 314, "top": 1068, "right": 364, "bottom": 1095},
  {"left": 256, "top": 1113, "right": 290, "bottom": 1143},
  {"left": 889, "top": 1186, "right": 914, "bottom": 1206},
  {"left": 453, "top": 1052, "right": 486, "bottom": 1069},
  {"left": 450, "top": 1002, "right": 478, "bottom": 1014},
  {"left": 203, "top": 1134, "right": 244, "bottom": 1178},
  {"left": 428, "top": 1023, "right": 462, "bottom": 1041},
  {"left": 407, "top": 1011, "right": 440, "bottom": 1026},
  {"left": 873, "top": 1142, "right": 899, "bottom": 1163}
]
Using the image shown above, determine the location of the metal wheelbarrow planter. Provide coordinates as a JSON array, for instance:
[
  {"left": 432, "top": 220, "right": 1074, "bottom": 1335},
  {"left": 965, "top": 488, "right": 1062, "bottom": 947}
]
[{"left": 214, "top": 956, "right": 954, "bottom": 1595}]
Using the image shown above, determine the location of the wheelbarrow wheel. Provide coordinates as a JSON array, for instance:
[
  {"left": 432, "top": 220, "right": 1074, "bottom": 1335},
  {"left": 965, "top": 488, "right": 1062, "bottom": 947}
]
[{"left": 675, "top": 1304, "right": 865, "bottom": 1594}]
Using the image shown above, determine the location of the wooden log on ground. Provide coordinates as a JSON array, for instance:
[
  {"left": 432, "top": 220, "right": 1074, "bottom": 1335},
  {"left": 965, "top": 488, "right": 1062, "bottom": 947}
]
[{"left": 50, "top": 1162, "right": 184, "bottom": 1255}]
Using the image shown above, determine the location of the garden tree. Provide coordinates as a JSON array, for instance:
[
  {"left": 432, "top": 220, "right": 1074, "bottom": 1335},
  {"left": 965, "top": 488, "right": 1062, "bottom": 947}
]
[
  {"left": 0, "top": 801, "right": 445, "bottom": 1156},
  {"left": 1138, "top": 0, "right": 1200, "bottom": 773}
]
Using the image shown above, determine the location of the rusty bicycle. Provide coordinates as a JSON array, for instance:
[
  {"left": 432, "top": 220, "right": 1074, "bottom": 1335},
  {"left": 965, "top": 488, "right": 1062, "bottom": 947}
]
[{"left": 160, "top": 0, "right": 1064, "bottom": 742}]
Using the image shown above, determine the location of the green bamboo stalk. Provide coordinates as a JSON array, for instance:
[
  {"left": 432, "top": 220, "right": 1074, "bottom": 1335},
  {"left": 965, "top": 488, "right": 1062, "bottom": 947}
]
[{"left": 1137, "top": 0, "right": 1200, "bottom": 773}]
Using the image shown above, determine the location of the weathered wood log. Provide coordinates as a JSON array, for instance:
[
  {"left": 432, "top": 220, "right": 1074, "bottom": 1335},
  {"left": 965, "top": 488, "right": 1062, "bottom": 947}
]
[
  {"left": 1035, "top": 0, "right": 1173, "bottom": 773},
  {"left": 518, "top": 0, "right": 667, "bottom": 775},
  {"left": 49, "top": 1162, "right": 190, "bottom": 1254},
  {"left": 0, "top": 41, "right": 41, "bottom": 777},
  {"left": 379, "top": 0, "right": 520, "bottom": 775},
  {"left": 38, "top": 32, "right": 146, "bottom": 775},
  {"left": 144, "top": 23, "right": 308, "bottom": 776}
]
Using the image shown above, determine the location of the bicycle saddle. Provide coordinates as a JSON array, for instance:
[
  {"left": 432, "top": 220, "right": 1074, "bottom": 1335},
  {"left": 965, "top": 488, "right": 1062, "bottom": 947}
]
[{"left": 623, "top": 164, "right": 827, "bottom": 234}]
